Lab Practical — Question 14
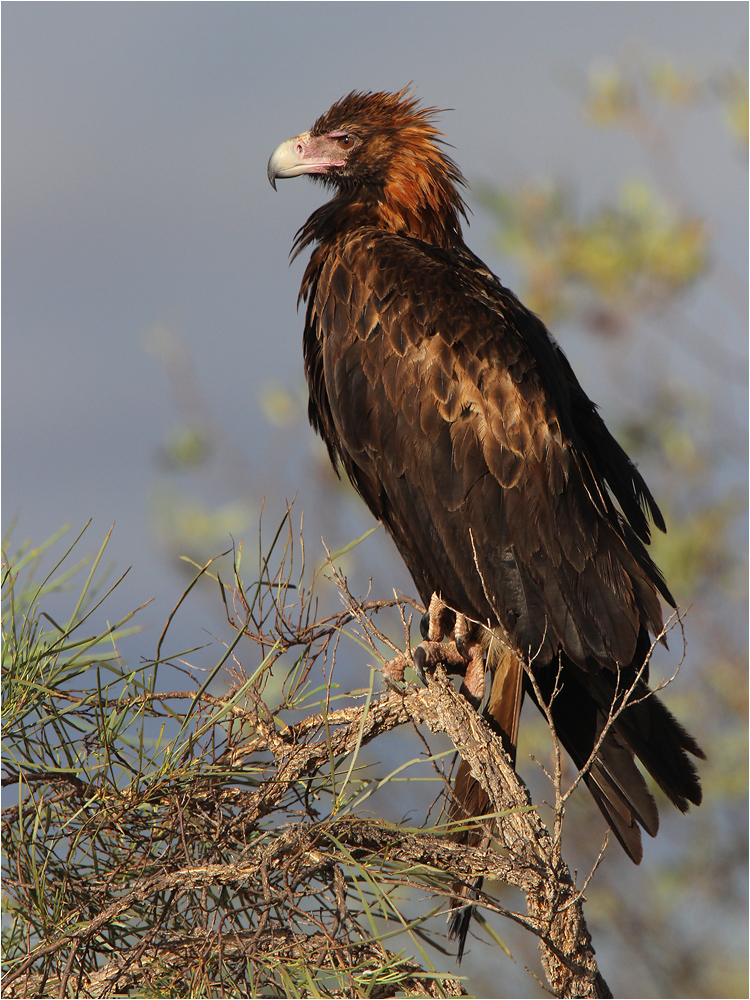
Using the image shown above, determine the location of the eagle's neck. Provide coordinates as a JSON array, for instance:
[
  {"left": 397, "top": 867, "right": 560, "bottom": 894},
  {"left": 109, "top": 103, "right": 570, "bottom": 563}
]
[
  {"left": 375, "top": 159, "right": 466, "bottom": 248},
  {"left": 304, "top": 188, "right": 462, "bottom": 244},
  {"left": 293, "top": 148, "right": 468, "bottom": 304},
  {"left": 295, "top": 150, "right": 466, "bottom": 257}
]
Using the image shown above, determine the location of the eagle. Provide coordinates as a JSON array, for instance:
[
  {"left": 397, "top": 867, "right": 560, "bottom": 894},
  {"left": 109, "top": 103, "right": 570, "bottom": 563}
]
[{"left": 268, "top": 87, "right": 703, "bottom": 957}]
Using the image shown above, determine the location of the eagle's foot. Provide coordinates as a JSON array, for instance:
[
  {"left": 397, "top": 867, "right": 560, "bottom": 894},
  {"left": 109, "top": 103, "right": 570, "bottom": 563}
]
[
  {"left": 382, "top": 640, "right": 465, "bottom": 691},
  {"left": 419, "top": 596, "right": 487, "bottom": 709},
  {"left": 412, "top": 639, "right": 470, "bottom": 682},
  {"left": 385, "top": 595, "right": 486, "bottom": 705}
]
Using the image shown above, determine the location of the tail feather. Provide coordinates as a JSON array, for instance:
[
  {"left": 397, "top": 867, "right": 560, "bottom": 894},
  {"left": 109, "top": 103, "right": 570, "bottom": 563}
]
[
  {"left": 580, "top": 724, "right": 663, "bottom": 861},
  {"left": 532, "top": 652, "right": 704, "bottom": 858},
  {"left": 584, "top": 765, "right": 645, "bottom": 862},
  {"left": 599, "top": 678, "right": 705, "bottom": 811}
]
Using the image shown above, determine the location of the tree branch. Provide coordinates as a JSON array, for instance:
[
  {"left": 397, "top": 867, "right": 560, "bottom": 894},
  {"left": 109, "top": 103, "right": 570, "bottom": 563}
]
[{"left": 397, "top": 669, "right": 612, "bottom": 999}]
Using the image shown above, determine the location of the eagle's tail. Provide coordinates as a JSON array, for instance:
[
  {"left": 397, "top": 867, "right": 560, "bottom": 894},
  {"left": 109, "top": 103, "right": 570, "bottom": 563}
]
[{"left": 531, "top": 659, "right": 704, "bottom": 863}]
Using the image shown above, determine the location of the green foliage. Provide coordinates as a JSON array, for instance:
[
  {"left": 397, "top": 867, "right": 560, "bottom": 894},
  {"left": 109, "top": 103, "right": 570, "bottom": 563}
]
[
  {"left": 720, "top": 67, "right": 749, "bottom": 148},
  {"left": 259, "top": 382, "right": 306, "bottom": 429},
  {"left": 149, "top": 487, "right": 254, "bottom": 568},
  {"left": 615, "top": 388, "right": 741, "bottom": 598},
  {"left": 482, "top": 53, "right": 745, "bottom": 334},
  {"left": 2, "top": 524, "right": 144, "bottom": 742},
  {"left": 584, "top": 54, "right": 748, "bottom": 150},
  {"left": 480, "top": 179, "right": 707, "bottom": 322},
  {"left": 1, "top": 523, "right": 474, "bottom": 999}
]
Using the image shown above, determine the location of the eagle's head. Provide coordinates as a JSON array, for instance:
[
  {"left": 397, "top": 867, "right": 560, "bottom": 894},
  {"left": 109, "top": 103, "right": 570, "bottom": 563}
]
[{"left": 268, "top": 87, "right": 468, "bottom": 247}]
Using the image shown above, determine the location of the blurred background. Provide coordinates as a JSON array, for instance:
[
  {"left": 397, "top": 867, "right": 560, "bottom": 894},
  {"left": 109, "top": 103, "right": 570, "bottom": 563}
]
[{"left": 3, "top": 4, "right": 747, "bottom": 997}]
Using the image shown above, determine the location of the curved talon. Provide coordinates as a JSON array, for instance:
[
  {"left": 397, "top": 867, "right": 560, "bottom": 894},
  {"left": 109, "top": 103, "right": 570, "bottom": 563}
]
[
  {"left": 412, "top": 645, "right": 428, "bottom": 685},
  {"left": 419, "top": 610, "right": 431, "bottom": 642}
]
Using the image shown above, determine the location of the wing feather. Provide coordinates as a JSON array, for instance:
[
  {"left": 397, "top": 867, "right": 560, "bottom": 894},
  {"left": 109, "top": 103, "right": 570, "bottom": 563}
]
[{"left": 309, "top": 229, "right": 667, "bottom": 674}]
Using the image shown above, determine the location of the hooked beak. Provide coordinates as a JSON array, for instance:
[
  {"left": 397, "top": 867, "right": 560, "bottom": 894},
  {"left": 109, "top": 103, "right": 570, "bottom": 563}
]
[{"left": 267, "top": 131, "right": 346, "bottom": 190}]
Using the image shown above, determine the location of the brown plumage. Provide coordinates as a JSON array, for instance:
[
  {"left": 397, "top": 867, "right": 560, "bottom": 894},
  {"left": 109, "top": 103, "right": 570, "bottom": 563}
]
[{"left": 268, "top": 87, "right": 704, "bottom": 960}]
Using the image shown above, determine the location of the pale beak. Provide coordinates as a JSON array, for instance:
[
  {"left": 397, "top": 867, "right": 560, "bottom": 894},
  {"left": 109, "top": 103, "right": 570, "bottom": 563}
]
[{"left": 267, "top": 131, "right": 345, "bottom": 189}]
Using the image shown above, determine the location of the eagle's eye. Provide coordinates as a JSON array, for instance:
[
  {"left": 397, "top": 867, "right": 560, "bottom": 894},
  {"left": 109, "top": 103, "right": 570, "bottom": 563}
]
[{"left": 332, "top": 133, "right": 355, "bottom": 149}]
